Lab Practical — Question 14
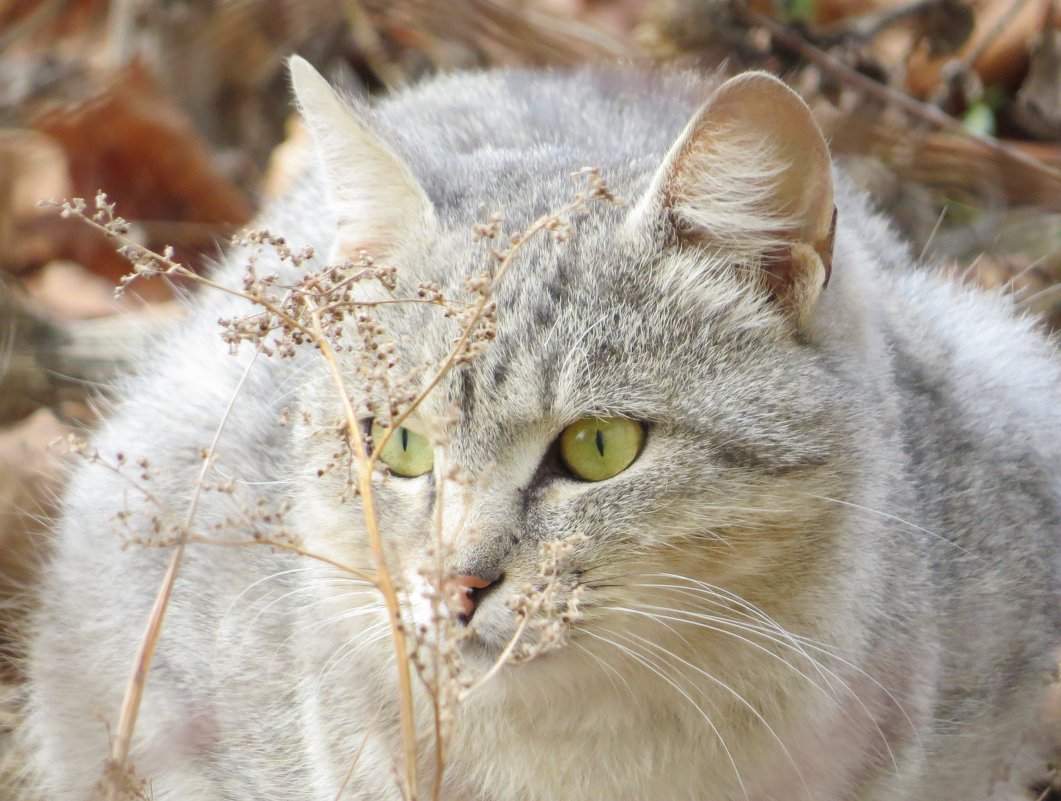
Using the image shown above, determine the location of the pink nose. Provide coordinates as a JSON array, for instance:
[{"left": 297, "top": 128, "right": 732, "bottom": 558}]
[{"left": 444, "top": 574, "right": 500, "bottom": 623}]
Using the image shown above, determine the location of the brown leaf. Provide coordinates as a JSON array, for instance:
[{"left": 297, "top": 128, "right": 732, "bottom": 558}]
[
  {"left": 907, "top": 0, "right": 1059, "bottom": 98},
  {"left": 31, "top": 60, "right": 253, "bottom": 285},
  {"left": 22, "top": 259, "right": 119, "bottom": 320},
  {"left": 0, "top": 409, "right": 71, "bottom": 591},
  {"left": 914, "top": 0, "right": 975, "bottom": 58},
  {"left": 0, "top": 129, "right": 70, "bottom": 274},
  {"left": 1013, "top": 28, "right": 1061, "bottom": 140}
]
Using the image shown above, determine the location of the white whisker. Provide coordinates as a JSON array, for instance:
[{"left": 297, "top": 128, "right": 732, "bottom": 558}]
[
  {"left": 808, "top": 494, "right": 975, "bottom": 559},
  {"left": 609, "top": 621, "right": 812, "bottom": 801},
  {"left": 585, "top": 627, "right": 750, "bottom": 801},
  {"left": 633, "top": 574, "right": 916, "bottom": 768}
]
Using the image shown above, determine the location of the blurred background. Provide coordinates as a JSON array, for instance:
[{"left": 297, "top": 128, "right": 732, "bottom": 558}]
[{"left": 0, "top": 0, "right": 1058, "bottom": 795}]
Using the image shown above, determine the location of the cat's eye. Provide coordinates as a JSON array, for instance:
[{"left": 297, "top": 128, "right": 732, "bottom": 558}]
[
  {"left": 371, "top": 421, "right": 434, "bottom": 478},
  {"left": 559, "top": 417, "right": 645, "bottom": 482}
]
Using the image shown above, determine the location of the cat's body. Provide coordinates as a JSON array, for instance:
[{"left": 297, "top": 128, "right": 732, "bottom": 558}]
[{"left": 24, "top": 64, "right": 1060, "bottom": 801}]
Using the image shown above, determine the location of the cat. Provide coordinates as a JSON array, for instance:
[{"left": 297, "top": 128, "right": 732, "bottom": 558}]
[{"left": 23, "top": 57, "right": 1060, "bottom": 801}]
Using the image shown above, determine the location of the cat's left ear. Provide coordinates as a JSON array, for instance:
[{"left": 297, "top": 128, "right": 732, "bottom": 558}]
[
  {"left": 288, "top": 56, "right": 437, "bottom": 263},
  {"left": 629, "top": 72, "right": 835, "bottom": 324}
]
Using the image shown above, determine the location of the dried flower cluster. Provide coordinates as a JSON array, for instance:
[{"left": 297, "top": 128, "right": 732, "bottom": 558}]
[{"left": 46, "top": 166, "right": 620, "bottom": 801}]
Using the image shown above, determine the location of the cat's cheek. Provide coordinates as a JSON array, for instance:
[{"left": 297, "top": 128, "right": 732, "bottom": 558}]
[{"left": 292, "top": 477, "right": 429, "bottom": 570}]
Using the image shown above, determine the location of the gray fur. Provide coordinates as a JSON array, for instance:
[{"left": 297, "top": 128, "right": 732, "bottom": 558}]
[{"left": 23, "top": 67, "right": 1060, "bottom": 801}]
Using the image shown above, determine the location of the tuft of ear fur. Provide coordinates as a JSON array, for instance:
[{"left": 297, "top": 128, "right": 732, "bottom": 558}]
[
  {"left": 631, "top": 72, "right": 835, "bottom": 326},
  {"left": 288, "top": 55, "right": 436, "bottom": 260}
]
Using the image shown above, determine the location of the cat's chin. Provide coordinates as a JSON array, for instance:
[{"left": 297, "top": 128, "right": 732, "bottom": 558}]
[
  {"left": 457, "top": 626, "right": 567, "bottom": 675},
  {"left": 456, "top": 633, "right": 505, "bottom": 670}
]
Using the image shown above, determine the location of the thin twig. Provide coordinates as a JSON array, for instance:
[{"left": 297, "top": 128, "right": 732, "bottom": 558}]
[
  {"left": 383, "top": 194, "right": 594, "bottom": 442},
  {"left": 458, "top": 614, "right": 534, "bottom": 701},
  {"left": 106, "top": 347, "right": 263, "bottom": 799},
  {"left": 918, "top": 204, "right": 949, "bottom": 262},
  {"left": 740, "top": 7, "right": 1061, "bottom": 183},
  {"left": 814, "top": 0, "right": 942, "bottom": 41},
  {"left": 104, "top": 0, "right": 137, "bottom": 69},
  {"left": 308, "top": 301, "right": 420, "bottom": 801},
  {"left": 429, "top": 452, "right": 447, "bottom": 801},
  {"left": 332, "top": 714, "right": 379, "bottom": 801},
  {"left": 59, "top": 180, "right": 613, "bottom": 801},
  {"left": 38, "top": 200, "right": 318, "bottom": 341},
  {"left": 952, "top": 0, "right": 1036, "bottom": 75}
]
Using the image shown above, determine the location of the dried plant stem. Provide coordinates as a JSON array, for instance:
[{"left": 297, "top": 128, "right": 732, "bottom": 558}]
[
  {"left": 312, "top": 186, "right": 612, "bottom": 796},
  {"left": 429, "top": 454, "right": 450, "bottom": 801},
  {"left": 81, "top": 453, "right": 379, "bottom": 584},
  {"left": 55, "top": 177, "right": 615, "bottom": 800},
  {"left": 815, "top": 0, "right": 942, "bottom": 40},
  {"left": 106, "top": 348, "right": 262, "bottom": 800},
  {"left": 952, "top": 0, "right": 1036, "bottom": 76},
  {"left": 333, "top": 717, "right": 378, "bottom": 801},
  {"left": 38, "top": 200, "right": 318, "bottom": 341},
  {"left": 385, "top": 196, "right": 590, "bottom": 440},
  {"left": 308, "top": 302, "right": 420, "bottom": 801}
]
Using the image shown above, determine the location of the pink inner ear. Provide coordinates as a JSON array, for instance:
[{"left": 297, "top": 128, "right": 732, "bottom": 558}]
[
  {"left": 645, "top": 72, "right": 837, "bottom": 324},
  {"left": 291, "top": 56, "right": 437, "bottom": 262},
  {"left": 765, "top": 206, "right": 835, "bottom": 299},
  {"left": 817, "top": 206, "right": 837, "bottom": 290},
  {"left": 662, "top": 73, "right": 834, "bottom": 257}
]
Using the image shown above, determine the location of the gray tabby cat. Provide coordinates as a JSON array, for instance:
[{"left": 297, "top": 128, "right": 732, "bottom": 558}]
[{"left": 24, "top": 57, "right": 1060, "bottom": 801}]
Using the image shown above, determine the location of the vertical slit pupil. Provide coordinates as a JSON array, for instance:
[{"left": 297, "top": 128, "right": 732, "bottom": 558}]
[
  {"left": 401, "top": 427, "right": 409, "bottom": 451},
  {"left": 595, "top": 428, "right": 605, "bottom": 457}
]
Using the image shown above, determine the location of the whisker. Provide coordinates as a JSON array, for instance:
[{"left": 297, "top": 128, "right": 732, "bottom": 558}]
[
  {"left": 226, "top": 566, "right": 336, "bottom": 618},
  {"left": 318, "top": 617, "right": 390, "bottom": 685},
  {"left": 634, "top": 574, "right": 916, "bottom": 767},
  {"left": 571, "top": 641, "right": 633, "bottom": 697},
  {"left": 585, "top": 627, "right": 750, "bottom": 801},
  {"left": 259, "top": 596, "right": 384, "bottom": 676},
  {"left": 808, "top": 494, "right": 975, "bottom": 559},
  {"left": 610, "top": 602, "right": 837, "bottom": 700},
  {"left": 645, "top": 574, "right": 845, "bottom": 654},
  {"left": 610, "top": 622, "right": 812, "bottom": 801},
  {"left": 238, "top": 582, "right": 375, "bottom": 647},
  {"left": 633, "top": 584, "right": 846, "bottom": 665}
]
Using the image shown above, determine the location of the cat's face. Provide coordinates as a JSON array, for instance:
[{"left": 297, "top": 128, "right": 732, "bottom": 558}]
[
  {"left": 296, "top": 224, "right": 855, "bottom": 669},
  {"left": 287, "top": 60, "right": 863, "bottom": 682}
]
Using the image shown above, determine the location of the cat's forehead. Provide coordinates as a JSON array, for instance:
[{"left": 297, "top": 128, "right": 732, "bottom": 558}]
[{"left": 391, "top": 216, "right": 774, "bottom": 431}]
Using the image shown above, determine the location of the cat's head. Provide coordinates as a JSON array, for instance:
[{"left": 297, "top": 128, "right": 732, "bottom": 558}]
[{"left": 285, "top": 58, "right": 883, "bottom": 686}]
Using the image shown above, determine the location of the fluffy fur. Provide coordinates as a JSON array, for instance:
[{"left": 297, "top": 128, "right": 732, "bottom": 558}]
[{"left": 23, "top": 64, "right": 1060, "bottom": 801}]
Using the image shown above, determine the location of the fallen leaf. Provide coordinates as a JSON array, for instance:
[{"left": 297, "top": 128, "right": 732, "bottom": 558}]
[
  {"left": 1013, "top": 28, "right": 1061, "bottom": 140},
  {"left": 31, "top": 60, "right": 253, "bottom": 285}
]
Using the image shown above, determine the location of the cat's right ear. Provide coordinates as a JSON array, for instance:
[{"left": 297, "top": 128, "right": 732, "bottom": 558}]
[
  {"left": 627, "top": 72, "right": 835, "bottom": 326},
  {"left": 288, "top": 56, "right": 437, "bottom": 261}
]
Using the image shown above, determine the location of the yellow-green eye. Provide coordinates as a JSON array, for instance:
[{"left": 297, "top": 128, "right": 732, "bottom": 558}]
[
  {"left": 371, "top": 422, "right": 434, "bottom": 478},
  {"left": 559, "top": 417, "right": 645, "bottom": 482}
]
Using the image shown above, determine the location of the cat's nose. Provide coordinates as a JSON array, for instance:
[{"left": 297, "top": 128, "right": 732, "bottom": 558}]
[{"left": 445, "top": 573, "right": 502, "bottom": 624}]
